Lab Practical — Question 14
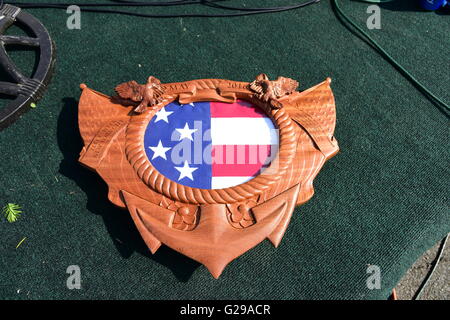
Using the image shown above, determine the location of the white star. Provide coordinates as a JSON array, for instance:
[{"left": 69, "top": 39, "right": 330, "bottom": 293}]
[
  {"left": 181, "top": 102, "right": 195, "bottom": 107},
  {"left": 154, "top": 107, "right": 173, "bottom": 123},
  {"left": 174, "top": 161, "right": 198, "bottom": 181},
  {"left": 175, "top": 122, "right": 197, "bottom": 141},
  {"left": 148, "top": 140, "right": 171, "bottom": 160}
]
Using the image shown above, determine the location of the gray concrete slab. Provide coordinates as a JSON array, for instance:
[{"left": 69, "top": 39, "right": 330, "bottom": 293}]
[{"left": 395, "top": 236, "right": 449, "bottom": 300}]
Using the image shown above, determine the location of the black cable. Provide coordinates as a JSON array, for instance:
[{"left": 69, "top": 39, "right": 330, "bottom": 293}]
[
  {"left": 5, "top": 0, "right": 320, "bottom": 18},
  {"left": 8, "top": 1, "right": 210, "bottom": 8},
  {"left": 332, "top": 0, "right": 449, "bottom": 116},
  {"left": 413, "top": 234, "right": 449, "bottom": 300},
  {"left": 5, "top": 1, "right": 217, "bottom": 8},
  {"left": 203, "top": 0, "right": 319, "bottom": 12}
]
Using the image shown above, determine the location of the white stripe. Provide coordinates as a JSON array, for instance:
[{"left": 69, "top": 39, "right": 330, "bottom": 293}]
[
  {"left": 211, "top": 118, "right": 279, "bottom": 145},
  {"left": 211, "top": 176, "right": 254, "bottom": 189}
]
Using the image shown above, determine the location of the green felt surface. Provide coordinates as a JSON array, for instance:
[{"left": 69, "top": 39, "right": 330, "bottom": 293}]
[{"left": 0, "top": 0, "right": 449, "bottom": 300}]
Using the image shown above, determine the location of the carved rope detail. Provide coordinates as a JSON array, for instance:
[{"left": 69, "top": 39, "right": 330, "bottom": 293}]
[{"left": 124, "top": 79, "right": 298, "bottom": 205}]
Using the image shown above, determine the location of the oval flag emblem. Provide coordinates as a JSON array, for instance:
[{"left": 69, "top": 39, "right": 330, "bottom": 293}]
[{"left": 144, "top": 100, "right": 279, "bottom": 189}]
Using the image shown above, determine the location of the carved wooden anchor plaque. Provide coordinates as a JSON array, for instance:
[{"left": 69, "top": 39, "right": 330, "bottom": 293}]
[{"left": 78, "top": 74, "right": 339, "bottom": 278}]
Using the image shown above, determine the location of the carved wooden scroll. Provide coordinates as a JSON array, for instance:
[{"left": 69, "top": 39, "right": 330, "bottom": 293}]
[{"left": 78, "top": 74, "right": 339, "bottom": 278}]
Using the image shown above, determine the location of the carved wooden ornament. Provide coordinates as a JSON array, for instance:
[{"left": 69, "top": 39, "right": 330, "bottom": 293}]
[{"left": 77, "top": 74, "right": 339, "bottom": 278}]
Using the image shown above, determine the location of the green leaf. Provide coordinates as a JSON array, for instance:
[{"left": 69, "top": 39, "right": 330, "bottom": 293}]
[
  {"left": 16, "top": 237, "right": 27, "bottom": 249},
  {"left": 2, "top": 203, "right": 22, "bottom": 223},
  {"left": 30, "top": 103, "right": 37, "bottom": 109}
]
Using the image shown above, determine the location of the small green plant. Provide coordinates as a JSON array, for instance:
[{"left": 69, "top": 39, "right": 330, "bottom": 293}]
[
  {"left": 30, "top": 103, "right": 37, "bottom": 109},
  {"left": 2, "top": 203, "right": 22, "bottom": 223}
]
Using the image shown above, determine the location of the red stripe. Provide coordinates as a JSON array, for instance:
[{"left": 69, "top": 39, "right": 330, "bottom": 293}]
[
  {"left": 212, "top": 164, "right": 268, "bottom": 177},
  {"left": 212, "top": 145, "right": 274, "bottom": 177},
  {"left": 210, "top": 100, "right": 266, "bottom": 118}
]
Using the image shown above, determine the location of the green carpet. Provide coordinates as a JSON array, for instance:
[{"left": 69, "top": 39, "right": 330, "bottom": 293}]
[{"left": 0, "top": 0, "right": 448, "bottom": 300}]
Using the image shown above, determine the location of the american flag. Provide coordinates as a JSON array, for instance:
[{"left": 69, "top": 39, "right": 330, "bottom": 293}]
[{"left": 144, "top": 100, "right": 278, "bottom": 189}]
